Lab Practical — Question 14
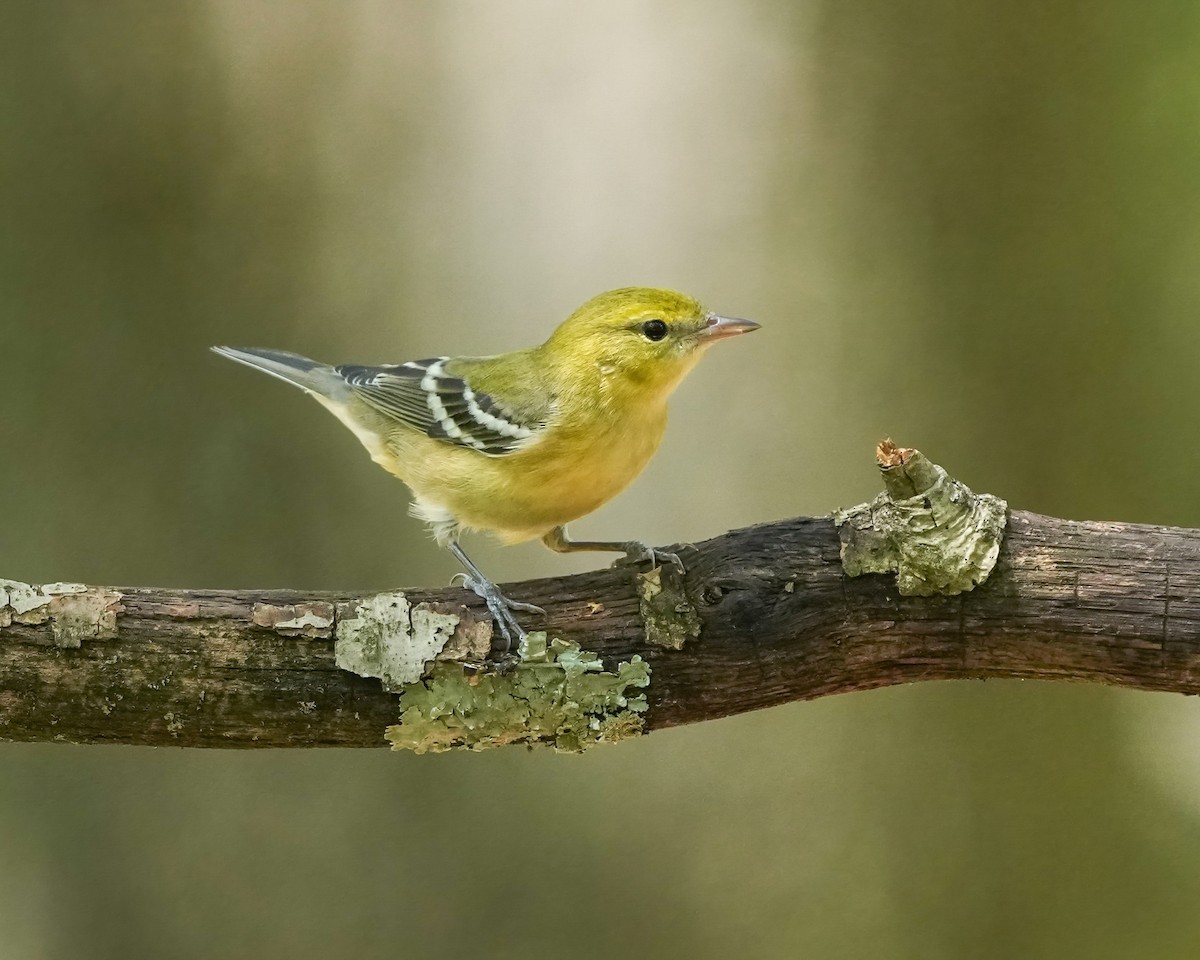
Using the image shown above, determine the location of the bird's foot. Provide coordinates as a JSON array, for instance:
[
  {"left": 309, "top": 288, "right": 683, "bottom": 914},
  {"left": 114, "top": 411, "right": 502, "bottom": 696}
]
[
  {"left": 616, "top": 540, "right": 687, "bottom": 575},
  {"left": 451, "top": 573, "right": 546, "bottom": 671}
]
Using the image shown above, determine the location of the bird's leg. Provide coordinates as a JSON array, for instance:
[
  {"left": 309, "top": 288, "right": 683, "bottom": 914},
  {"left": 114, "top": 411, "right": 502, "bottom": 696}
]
[
  {"left": 542, "top": 525, "right": 686, "bottom": 574},
  {"left": 448, "top": 541, "right": 545, "bottom": 668}
]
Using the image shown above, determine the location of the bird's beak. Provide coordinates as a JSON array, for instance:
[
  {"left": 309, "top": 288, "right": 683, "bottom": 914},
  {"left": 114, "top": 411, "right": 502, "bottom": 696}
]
[{"left": 698, "top": 313, "right": 761, "bottom": 342}]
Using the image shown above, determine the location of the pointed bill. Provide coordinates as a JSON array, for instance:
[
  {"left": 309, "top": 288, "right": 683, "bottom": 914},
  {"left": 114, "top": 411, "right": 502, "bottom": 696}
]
[{"left": 698, "top": 313, "right": 761, "bottom": 341}]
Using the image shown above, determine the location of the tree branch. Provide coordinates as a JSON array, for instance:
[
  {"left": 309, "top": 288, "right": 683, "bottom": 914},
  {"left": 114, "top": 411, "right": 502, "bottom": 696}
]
[{"left": 4, "top": 454, "right": 1198, "bottom": 749}]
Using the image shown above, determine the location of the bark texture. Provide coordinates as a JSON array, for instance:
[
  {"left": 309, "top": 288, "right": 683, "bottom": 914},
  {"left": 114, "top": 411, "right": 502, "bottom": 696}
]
[{"left": 2, "top": 510, "right": 1198, "bottom": 747}]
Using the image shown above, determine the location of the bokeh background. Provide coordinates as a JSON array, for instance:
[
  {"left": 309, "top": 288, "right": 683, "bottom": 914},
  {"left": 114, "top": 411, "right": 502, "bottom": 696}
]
[{"left": 4, "top": 2, "right": 1200, "bottom": 957}]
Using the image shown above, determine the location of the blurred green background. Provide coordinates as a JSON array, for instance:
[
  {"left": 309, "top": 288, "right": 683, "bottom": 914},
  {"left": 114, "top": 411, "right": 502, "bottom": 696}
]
[{"left": 4, "top": 2, "right": 1200, "bottom": 957}]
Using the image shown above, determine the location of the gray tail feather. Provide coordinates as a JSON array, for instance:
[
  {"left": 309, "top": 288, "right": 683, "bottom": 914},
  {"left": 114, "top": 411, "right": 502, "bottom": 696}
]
[{"left": 211, "top": 346, "right": 347, "bottom": 400}]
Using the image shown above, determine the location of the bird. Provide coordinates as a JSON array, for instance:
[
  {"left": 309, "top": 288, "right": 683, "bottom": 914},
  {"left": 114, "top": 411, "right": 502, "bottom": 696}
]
[{"left": 213, "top": 286, "right": 759, "bottom": 663}]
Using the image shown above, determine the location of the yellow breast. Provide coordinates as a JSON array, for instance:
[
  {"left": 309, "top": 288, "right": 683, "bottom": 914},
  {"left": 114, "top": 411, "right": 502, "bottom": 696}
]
[{"left": 382, "top": 400, "right": 668, "bottom": 544}]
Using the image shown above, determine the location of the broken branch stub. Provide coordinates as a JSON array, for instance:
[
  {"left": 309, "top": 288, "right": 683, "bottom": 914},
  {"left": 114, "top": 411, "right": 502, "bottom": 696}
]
[{"left": 833, "top": 442, "right": 1007, "bottom": 596}]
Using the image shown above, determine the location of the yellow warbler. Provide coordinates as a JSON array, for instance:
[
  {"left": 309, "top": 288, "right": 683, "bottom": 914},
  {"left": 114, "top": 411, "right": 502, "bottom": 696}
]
[{"left": 214, "top": 287, "right": 758, "bottom": 658}]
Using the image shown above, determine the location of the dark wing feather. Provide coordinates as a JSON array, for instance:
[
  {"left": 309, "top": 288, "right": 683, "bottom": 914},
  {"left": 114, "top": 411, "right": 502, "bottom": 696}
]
[{"left": 335, "top": 357, "right": 544, "bottom": 456}]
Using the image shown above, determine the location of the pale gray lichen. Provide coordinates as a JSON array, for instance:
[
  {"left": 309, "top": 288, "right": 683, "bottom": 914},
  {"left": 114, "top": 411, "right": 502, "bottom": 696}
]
[
  {"left": 0, "top": 579, "right": 54, "bottom": 621},
  {"left": 0, "top": 579, "right": 122, "bottom": 647},
  {"left": 252, "top": 601, "right": 335, "bottom": 638},
  {"left": 385, "top": 633, "right": 651, "bottom": 754},
  {"left": 334, "top": 591, "right": 490, "bottom": 690},
  {"left": 832, "top": 446, "right": 1007, "bottom": 596},
  {"left": 638, "top": 566, "right": 702, "bottom": 650},
  {"left": 48, "top": 589, "right": 122, "bottom": 648}
]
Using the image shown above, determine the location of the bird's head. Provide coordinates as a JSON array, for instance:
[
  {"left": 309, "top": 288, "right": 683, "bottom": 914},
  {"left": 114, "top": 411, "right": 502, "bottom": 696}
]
[{"left": 542, "top": 287, "right": 759, "bottom": 401}]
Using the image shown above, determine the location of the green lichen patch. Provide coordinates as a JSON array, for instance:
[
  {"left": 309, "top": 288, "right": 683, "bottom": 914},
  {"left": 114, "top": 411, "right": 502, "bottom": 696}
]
[
  {"left": 385, "top": 633, "right": 651, "bottom": 754},
  {"left": 833, "top": 446, "right": 1007, "bottom": 596},
  {"left": 638, "top": 566, "right": 702, "bottom": 650}
]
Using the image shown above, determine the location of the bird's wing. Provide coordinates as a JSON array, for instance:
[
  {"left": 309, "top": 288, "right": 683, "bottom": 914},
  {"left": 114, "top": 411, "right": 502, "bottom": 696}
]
[{"left": 335, "top": 356, "right": 552, "bottom": 456}]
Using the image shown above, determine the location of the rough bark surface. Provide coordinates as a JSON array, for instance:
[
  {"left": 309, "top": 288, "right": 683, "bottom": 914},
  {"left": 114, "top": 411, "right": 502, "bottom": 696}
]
[{"left": 3, "top": 509, "right": 1198, "bottom": 748}]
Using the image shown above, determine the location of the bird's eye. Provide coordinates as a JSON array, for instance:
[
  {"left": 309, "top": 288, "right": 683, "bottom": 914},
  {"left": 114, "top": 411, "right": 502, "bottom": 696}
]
[{"left": 641, "top": 319, "right": 669, "bottom": 342}]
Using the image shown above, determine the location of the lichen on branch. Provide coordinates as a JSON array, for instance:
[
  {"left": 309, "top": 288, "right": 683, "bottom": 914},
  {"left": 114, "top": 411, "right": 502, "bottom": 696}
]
[
  {"left": 0, "top": 579, "right": 123, "bottom": 648},
  {"left": 334, "top": 591, "right": 491, "bottom": 689},
  {"left": 385, "top": 633, "right": 651, "bottom": 754},
  {"left": 832, "top": 441, "right": 1007, "bottom": 596}
]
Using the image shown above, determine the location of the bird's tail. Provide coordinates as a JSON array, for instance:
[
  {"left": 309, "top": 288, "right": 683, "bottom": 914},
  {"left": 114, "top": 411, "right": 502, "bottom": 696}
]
[{"left": 211, "top": 346, "right": 348, "bottom": 401}]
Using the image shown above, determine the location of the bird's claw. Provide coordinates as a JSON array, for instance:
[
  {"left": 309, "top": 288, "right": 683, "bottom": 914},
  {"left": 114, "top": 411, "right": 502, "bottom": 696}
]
[
  {"left": 501, "top": 597, "right": 547, "bottom": 615},
  {"left": 462, "top": 651, "right": 522, "bottom": 676},
  {"left": 618, "top": 541, "right": 686, "bottom": 575},
  {"left": 451, "top": 573, "right": 545, "bottom": 667}
]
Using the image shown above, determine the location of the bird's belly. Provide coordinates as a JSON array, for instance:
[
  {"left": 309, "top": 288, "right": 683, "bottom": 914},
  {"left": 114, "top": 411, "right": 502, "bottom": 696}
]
[{"left": 397, "top": 415, "right": 665, "bottom": 543}]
